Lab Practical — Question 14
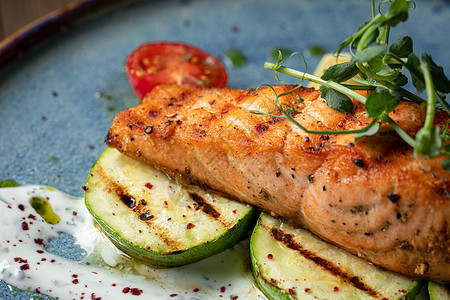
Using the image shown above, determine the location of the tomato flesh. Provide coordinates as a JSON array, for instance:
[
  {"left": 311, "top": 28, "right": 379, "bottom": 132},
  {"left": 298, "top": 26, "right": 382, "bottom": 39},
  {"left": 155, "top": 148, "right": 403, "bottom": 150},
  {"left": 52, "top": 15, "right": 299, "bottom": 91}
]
[{"left": 126, "top": 42, "right": 227, "bottom": 100}]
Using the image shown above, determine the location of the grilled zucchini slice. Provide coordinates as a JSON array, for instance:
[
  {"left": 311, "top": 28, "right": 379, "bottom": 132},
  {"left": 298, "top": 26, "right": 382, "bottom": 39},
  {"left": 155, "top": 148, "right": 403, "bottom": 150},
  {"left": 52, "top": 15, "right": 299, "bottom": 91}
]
[
  {"left": 428, "top": 281, "right": 450, "bottom": 300},
  {"left": 250, "top": 213, "right": 422, "bottom": 300},
  {"left": 84, "top": 147, "right": 258, "bottom": 267}
]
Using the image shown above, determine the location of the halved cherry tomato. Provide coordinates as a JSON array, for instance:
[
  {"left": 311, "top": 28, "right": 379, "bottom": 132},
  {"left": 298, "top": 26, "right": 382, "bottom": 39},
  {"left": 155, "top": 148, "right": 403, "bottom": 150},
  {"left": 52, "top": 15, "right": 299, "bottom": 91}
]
[{"left": 126, "top": 42, "right": 228, "bottom": 100}]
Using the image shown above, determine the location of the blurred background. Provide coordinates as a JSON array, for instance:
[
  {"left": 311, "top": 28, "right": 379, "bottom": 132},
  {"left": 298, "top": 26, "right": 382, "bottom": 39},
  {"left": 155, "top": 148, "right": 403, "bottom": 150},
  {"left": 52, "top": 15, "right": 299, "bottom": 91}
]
[{"left": 0, "top": 0, "right": 74, "bottom": 40}]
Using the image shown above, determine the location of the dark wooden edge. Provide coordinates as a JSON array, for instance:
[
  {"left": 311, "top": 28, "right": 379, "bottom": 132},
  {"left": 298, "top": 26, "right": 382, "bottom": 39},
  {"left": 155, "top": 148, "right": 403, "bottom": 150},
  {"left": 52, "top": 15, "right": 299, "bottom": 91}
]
[{"left": 0, "top": 0, "right": 140, "bottom": 69}]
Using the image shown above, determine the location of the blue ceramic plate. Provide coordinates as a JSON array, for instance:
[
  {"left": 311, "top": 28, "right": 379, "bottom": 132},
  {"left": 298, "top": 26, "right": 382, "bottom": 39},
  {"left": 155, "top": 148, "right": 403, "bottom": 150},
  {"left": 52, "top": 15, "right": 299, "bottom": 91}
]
[{"left": 0, "top": 0, "right": 449, "bottom": 299}]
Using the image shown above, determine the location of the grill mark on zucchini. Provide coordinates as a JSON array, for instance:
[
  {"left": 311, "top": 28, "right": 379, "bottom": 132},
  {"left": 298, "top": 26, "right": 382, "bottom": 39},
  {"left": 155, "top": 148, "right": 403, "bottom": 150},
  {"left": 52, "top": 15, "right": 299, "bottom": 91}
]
[
  {"left": 188, "top": 192, "right": 237, "bottom": 228},
  {"left": 96, "top": 165, "right": 182, "bottom": 250},
  {"left": 121, "top": 194, "right": 137, "bottom": 208},
  {"left": 269, "top": 226, "right": 382, "bottom": 298},
  {"left": 189, "top": 192, "right": 221, "bottom": 219}
]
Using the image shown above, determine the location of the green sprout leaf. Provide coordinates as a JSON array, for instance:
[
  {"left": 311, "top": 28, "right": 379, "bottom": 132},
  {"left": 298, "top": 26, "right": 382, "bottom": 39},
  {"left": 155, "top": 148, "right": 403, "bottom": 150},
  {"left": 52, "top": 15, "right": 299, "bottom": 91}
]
[
  {"left": 391, "top": 73, "right": 408, "bottom": 87},
  {"left": 368, "top": 54, "right": 385, "bottom": 73},
  {"left": 321, "top": 61, "right": 360, "bottom": 83},
  {"left": 381, "top": 0, "right": 409, "bottom": 26},
  {"left": 389, "top": 36, "right": 413, "bottom": 58},
  {"left": 415, "top": 126, "right": 442, "bottom": 158},
  {"left": 320, "top": 86, "right": 354, "bottom": 114},
  {"left": 406, "top": 53, "right": 425, "bottom": 93},
  {"left": 355, "top": 122, "right": 381, "bottom": 141},
  {"left": 376, "top": 63, "right": 400, "bottom": 81},
  {"left": 421, "top": 53, "right": 450, "bottom": 93},
  {"left": 354, "top": 44, "right": 389, "bottom": 63},
  {"left": 365, "top": 90, "right": 400, "bottom": 123}
]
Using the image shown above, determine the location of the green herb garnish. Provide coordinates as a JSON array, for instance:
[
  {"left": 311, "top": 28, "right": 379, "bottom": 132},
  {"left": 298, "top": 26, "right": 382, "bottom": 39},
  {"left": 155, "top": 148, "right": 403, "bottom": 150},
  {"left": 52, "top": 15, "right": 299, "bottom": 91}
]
[
  {"left": 257, "top": 0, "right": 450, "bottom": 170},
  {"left": 0, "top": 179, "right": 20, "bottom": 188},
  {"left": 270, "top": 47, "right": 292, "bottom": 61},
  {"left": 29, "top": 196, "right": 61, "bottom": 225},
  {"left": 225, "top": 49, "right": 247, "bottom": 68},
  {"left": 307, "top": 45, "right": 326, "bottom": 57}
]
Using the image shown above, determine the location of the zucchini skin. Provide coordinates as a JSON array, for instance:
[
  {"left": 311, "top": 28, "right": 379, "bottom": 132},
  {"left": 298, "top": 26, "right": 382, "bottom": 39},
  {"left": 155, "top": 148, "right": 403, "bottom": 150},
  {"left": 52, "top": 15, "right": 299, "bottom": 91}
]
[
  {"left": 251, "top": 248, "right": 294, "bottom": 300},
  {"left": 428, "top": 281, "right": 450, "bottom": 300},
  {"left": 87, "top": 202, "right": 259, "bottom": 267},
  {"left": 84, "top": 147, "right": 259, "bottom": 267}
]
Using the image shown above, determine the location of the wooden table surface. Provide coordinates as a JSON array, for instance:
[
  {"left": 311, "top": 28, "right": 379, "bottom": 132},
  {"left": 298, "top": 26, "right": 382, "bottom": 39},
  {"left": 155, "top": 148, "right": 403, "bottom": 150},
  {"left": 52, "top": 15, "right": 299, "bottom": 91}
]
[{"left": 0, "top": 0, "right": 74, "bottom": 41}]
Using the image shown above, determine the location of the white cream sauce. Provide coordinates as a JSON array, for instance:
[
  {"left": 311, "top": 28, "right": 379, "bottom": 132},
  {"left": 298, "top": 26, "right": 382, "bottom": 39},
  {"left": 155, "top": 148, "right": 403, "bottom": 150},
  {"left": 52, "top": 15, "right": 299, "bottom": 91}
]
[{"left": 0, "top": 185, "right": 265, "bottom": 300}]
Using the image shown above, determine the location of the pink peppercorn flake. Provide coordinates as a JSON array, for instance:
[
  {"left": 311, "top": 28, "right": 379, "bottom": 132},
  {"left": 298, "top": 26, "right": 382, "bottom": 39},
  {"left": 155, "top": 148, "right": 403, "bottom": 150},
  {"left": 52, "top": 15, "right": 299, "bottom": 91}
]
[
  {"left": 36, "top": 250, "right": 44, "bottom": 254},
  {"left": 28, "top": 214, "right": 36, "bottom": 220},
  {"left": 170, "top": 294, "right": 178, "bottom": 297},
  {"left": 288, "top": 288, "right": 296, "bottom": 295},
  {"left": 131, "top": 288, "right": 143, "bottom": 296},
  {"left": 72, "top": 279, "right": 79, "bottom": 284},
  {"left": 20, "top": 264, "right": 30, "bottom": 270},
  {"left": 122, "top": 286, "right": 142, "bottom": 296},
  {"left": 91, "top": 293, "right": 101, "bottom": 300},
  {"left": 267, "top": 253, "right": 273, "bottom": 259},
  {"left": 333, "top": 287, "right": 339, "bottom": 292},
  {"left": 193, "top": 288, "right": 199, "bottom": 292},
  {"left": 18, "top": 204, "right": 25, "bottom": 211},
  {"left": 145, "top": 182, "right": 153, "bottom": 189},
  {"left": 220, "top": 286, "right": 226, "bottom": 293},
  {"left": 187, "top": 223, "right": 195, "bottom": 229},
  {"left": 82, "top": 186, "right": 89, "bottom": 191},
  {"left": 34, "top": 238, "right": 45, "bottom": 246},
  {"left": 231, "top": 297, "right": 238, "bottom": 300},
  {"left": 21, "top": 222, "right": 29, "bottom": 230}
]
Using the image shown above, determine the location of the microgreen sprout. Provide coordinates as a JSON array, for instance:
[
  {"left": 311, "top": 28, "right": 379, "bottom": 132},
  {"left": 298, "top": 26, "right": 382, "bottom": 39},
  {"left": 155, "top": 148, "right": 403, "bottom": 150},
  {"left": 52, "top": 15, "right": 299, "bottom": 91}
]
[{"left": 258, "top": 0, "right": 450, "bottom": 170}]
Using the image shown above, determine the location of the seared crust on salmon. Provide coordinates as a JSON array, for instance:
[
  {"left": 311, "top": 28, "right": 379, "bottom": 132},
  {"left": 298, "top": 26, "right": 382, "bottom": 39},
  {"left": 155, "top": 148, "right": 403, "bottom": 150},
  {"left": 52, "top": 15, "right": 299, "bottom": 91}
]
[{"left": 106, "top": 84, "right": 450, "bottom": 282}]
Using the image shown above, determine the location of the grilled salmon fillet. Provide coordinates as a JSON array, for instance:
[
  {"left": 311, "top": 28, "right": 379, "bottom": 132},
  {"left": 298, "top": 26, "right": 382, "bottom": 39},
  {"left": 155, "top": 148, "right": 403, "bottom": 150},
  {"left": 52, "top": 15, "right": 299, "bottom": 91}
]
[{"left": 106, "top": 84, "right": 450, "bottom": 282}]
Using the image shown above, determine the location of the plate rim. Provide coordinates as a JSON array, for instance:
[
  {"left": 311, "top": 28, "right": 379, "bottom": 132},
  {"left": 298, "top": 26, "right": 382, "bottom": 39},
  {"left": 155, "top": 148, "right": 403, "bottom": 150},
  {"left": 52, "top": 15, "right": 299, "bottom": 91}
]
[{"left": 0, "top": 0, "right": 142, "bottom": 69}]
